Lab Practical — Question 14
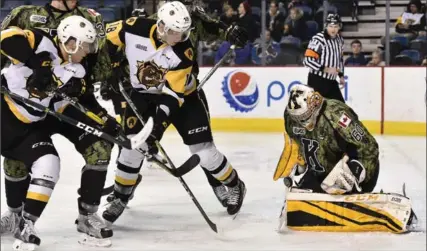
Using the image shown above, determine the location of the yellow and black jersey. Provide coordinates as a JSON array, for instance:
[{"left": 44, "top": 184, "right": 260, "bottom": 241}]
[
  {"left": 106, "top": 17, "right": 197, "bottom": 106},
  {"left": 1, "top": 27, "right": 86, "bottom": 123}
]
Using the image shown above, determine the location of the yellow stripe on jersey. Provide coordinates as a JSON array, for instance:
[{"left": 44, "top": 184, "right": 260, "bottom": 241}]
[
  {"left": 24, "top": 30, "right": 36, "bottom": 49},
  {"left": 106, "top": 20, "right": 125, "bottom": 49},
  {"left": 165, "top": 66, "right": 192, "bottom": 95},
  {"left": 149, "top": 24, "right": 167, "bottom": 50},
  {"left": 1, "top": 27, "right": 28, "bottom": 64},
  {"left": 27, "top": 191, "right": 50, "bottom": 203},
  {"left": 4, "top": 95, "right": 32, "bottom": 124}
]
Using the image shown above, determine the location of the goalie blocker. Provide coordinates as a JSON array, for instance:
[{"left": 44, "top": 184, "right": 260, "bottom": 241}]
[{"left": 279, "top": 188, "right": 418, "bottom": 234}]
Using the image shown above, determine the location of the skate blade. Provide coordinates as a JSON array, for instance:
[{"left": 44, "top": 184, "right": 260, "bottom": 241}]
[
  {"left": 78, "top": 234, "right": 112, "bottom": 247},
  {"left": 12, "top": 239, "right": 37, "bottom": 251}
]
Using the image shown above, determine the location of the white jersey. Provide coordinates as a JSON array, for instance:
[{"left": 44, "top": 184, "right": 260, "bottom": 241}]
[
  {"left": 106, "top": 17, "right": 196, "bottom": 105},
  {"left": 1, "top": 27, "right": 86, "bottom": 123}
]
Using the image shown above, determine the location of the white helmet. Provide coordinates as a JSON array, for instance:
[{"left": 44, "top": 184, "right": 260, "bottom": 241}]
[
  {"left": 286, "top": 84, "right": 324, "bottom": 131},
  {"left": 157, "top": 1, "right": 192, "bottom": 42},
  {"left": 57, "top": 15, "right": 98, "bottom": 55}
]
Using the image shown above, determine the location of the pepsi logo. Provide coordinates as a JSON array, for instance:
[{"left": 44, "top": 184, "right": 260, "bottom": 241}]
[{"left": 222, "top": 70, "right": 259, "bottom": 113}]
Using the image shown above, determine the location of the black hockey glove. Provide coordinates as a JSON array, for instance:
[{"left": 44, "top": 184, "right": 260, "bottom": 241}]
[
  {"left": 59, "top": 77, "right": 87, "bottom": 98},
  {"left": 98, "top": 110, "right": 123, "bottom": 137},
  {"left": 225, "top": 24, "right": 249, "bottom": 48},
  {"left": 26, "top": 51, "right": 55, "bottom": 98}
]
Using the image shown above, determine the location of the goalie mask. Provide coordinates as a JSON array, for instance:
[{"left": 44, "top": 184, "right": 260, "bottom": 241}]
[
  {"left": 286, "top": 84, "right": 324, "bottom": 131},
  {"left": 57, "top": 16, "right": 98, "bottom": 56},
  {"left": 157, "top": 1, "right": 192, "bottom": 45}
]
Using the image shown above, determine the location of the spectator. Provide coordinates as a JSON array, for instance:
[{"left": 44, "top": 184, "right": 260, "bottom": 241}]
[
  {"left": 421, "top": 56, "right": 427, "bottom": 66},
  {"left": 215, "top": 41, "right": 251, "bottom": 65},
  {"left": 286, "top": 0, "right": 306, "bottom": 11},
  {"left": 220, "top": 4, "right": 238, "bottom": 26},
  {"left": 266, "top": 0, "right": 286, "bottom": 42},
  {"left": 344, "top": 39, "right": 368, "bottom": 66},
  {"left": 237, "top": 1, "right": 257, "bottom": 42},
  {"left": 382, "top": 0, "right": 427, "bottom": 45},
  {"left": 367, "top": 49, "right": 386, "bottom": 66},
  {"left": 251, "top": 29, "right": 281, "bottom": 65},
  {"left": 283, "top": 7, "right": 308, "bottom": 41}
]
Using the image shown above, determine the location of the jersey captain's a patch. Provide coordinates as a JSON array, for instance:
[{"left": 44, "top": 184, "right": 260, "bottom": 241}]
[{"left": 338, "top": 113, "right": 351, "bottom": 128}]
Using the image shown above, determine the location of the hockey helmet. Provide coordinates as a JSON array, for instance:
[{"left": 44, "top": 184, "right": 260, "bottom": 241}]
[
  {"left": 157, "top": 1, "right": 192, "bottom": 43},
  {"left": 57, "top": 15, "right": 98, "bottom": 55},
  {"left": 286, "top": 84, "right": 324, "bottom": 131}
]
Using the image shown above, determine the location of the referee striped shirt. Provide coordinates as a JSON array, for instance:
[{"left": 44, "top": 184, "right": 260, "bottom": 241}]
[{"left": 303, "top": 31, "right": 344, "bottom": 80}]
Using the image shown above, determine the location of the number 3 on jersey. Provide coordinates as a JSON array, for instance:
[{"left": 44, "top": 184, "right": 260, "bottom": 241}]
[{"left": 301, "top": 138, "right": 325, "bottom": 173}]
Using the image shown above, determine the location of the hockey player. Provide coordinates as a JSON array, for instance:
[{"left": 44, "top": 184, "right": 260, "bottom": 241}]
[
  {"left": 1, "top": 0, "right": 118, "bottom": 246},
  {"left": 102, "top": 0, "right": 248, "bottom": 208},
  {"left": 102, "top": 1, "right": 246, "bottom": 225},
  {"left": 273, "top": 84, "right": 417, "bottom": 233},
  {"left": 0, "top": 16, "right": 102, "bottom": 250}
]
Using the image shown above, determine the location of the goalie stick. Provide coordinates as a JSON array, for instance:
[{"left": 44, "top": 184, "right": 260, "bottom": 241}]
[
  {"left": 0, "top": 86, "right": 152, "bottom": 150},
  {"left": 118, "top": 82, "right": 218, "bottom": 233}
]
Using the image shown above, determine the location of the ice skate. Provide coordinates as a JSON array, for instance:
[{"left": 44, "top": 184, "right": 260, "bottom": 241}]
[
  {"left": 102, "top": 198, "right": 128, "bottom": 225},
  {"left": 75, "top": 213, "right": 113, "bottom": 247},
  {"left": 1, "top": 208, "right": 22, "bottom": 235},
  {"left": 212, "top": 185, "right": 228, "bottom": 207},
  {"left": 227, "top": 179, "right": 246, "bottom": 215},
  {"left": 12, "top": 217, "right": 40, "bottom": 251}
]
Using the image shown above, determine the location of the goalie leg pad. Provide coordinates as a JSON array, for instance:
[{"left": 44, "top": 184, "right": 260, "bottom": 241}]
[{"left": 281, "top": 192, "right": 413, "bottom": 234}]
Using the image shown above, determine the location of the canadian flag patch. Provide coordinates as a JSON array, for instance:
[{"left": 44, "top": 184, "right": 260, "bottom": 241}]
[{"left": 338, "top": 113, "right": 351, "bottom": 128}]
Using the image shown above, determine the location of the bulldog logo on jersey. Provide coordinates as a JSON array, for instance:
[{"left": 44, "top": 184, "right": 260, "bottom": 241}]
[{"left": 136, "top": 60, "right": 168, "bottom": 89}]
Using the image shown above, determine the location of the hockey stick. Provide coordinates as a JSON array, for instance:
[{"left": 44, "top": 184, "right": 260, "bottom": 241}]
[
  {"left": 56, "top": 90, "right": 199, "bottom": 178},
  {"left": 0, "top": 87, "right": 152, "bottom": 150},
  {"left": 197, "top": 45, "right": 235, "bottom": 91},
  {"left": 118, "top": 82, "right": 217, "bottom": 233}
]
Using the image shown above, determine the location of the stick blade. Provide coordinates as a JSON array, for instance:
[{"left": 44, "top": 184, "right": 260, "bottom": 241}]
[
  {"left": 173, "top": 154, "right": 201, "bottom": 177},
  {"left": 130, "top": 117, "right": 153, "bottom": 149}
]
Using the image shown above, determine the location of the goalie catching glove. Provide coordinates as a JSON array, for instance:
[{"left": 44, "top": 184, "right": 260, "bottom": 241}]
[{"left": 321, "top": 155, "right": 366, "bottom": 194}]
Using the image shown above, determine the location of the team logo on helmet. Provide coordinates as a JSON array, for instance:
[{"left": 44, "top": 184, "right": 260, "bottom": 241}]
[{"left": 222, "top": 70, "right": 259, "bottom": 113}]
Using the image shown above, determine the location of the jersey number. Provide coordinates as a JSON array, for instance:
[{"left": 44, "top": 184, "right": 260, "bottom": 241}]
[{"left": 301, "top": 138, "right": 325, "bottom": 173}]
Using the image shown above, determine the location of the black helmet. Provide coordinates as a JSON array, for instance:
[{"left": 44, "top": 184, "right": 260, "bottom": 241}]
[{"left": 325, "top": 13, "right": 342, "bottom": 27}]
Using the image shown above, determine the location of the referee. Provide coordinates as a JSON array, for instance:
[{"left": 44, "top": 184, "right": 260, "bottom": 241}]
[{"left": 303, "top": 13, "right": 346, "bottom": 102}]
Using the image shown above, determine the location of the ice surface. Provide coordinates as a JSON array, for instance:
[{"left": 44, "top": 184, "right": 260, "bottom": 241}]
[{"left": 1, "top": 133, "right": 426, "bottom": 251}]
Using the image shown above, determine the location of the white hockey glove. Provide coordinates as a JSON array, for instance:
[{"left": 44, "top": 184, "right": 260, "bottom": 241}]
[{"left": 321, "top": 156, "right": 366, "bottom": 194}]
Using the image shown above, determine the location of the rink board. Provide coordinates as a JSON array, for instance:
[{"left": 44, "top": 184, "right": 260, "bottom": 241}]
[{"left": 197, "top": 66, "right": 426, "bottom": 136}]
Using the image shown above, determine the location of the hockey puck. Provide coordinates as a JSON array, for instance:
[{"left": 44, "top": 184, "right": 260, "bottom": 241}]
[{"left": 283, "top": 177, "right": 293, "bottom": 188}]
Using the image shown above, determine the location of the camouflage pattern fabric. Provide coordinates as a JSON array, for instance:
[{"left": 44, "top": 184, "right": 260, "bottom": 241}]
[{"left": 284, "top": 99, "right": 379, "bottom": 184}]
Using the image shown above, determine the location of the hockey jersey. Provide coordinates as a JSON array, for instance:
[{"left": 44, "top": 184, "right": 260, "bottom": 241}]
[
  {"left": 106, "top": 17, "right": 197, "bottom": 107},
  {"left": 283, "top": 99, "right": 379, "bottom": 184},
  {"left": 1, "top": 27, "right": 86, "bottom": 123}
]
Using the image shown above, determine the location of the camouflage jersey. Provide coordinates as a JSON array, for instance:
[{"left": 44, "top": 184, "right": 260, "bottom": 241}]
[
  {"left": 115, "top": 11, "right": 226, "bottom": 82},
  {"left": 1, "top": 4, "right": 111, "bottom": 83},
  {"left": 284, "top": 99, "right": 379, "bottom": 185}
]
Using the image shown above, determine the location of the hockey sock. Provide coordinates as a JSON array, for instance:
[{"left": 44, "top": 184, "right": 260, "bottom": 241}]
[
  {"left": 202, "top": 167, "right": 223, "bottom": 187},
  {"left": 208, "top": 156, "right": 239, "bottom": 188},
  {"left": 79, "top": 165, "right": 108, "bottom": 212},
  {"left": 113, "top": 163, "right": 142, "bottom": 202},
  {"left": 24, "top": 177, "right": 56, "bottom": 221},
  {"left": 5, "top": 175, "right": 30, "bottom": 209}
]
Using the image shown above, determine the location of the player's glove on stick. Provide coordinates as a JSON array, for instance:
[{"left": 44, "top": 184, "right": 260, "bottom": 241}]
[
  {"left": 59, "top": 77, "right": 87, "bottom": 98},
  {"left": 97, "top": 110, "right": 123, "bottom": 137},
  {"left": 321, "top": 156, "right": 366, "bottom": 194},
  {"left": 26, "top": 51, "right": 54, "bottom": 98},
  {"left": 225, "top": 24, "right": 249, "bottom": 48}
]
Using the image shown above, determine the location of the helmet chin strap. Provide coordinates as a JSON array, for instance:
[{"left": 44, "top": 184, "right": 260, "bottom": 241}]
[{"left": 62, "top": 0, "right": 71, "bottom": 11}]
